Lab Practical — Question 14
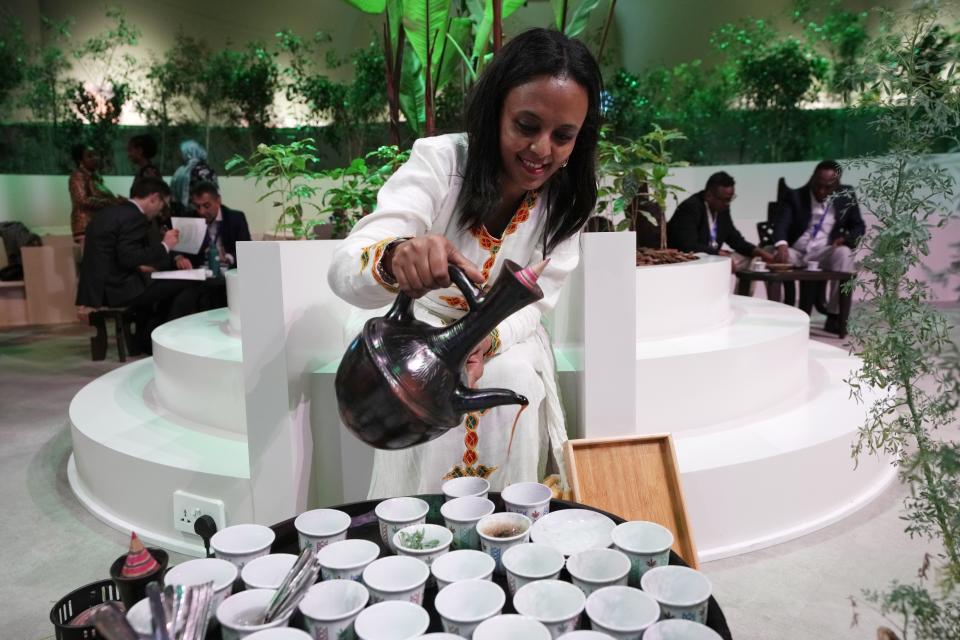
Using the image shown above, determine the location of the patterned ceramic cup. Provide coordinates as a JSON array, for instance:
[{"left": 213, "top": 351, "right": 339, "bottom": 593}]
[
  {"left": 375, "top": 497, "right": 429, "bottom": 553},
  {"left": 317, "top": 539, "right": 380, "bottom": 582},
  {"left": 241, "top": 553, "right": 298, "bottom": 590},
  {"left": 555, "top": 632, "right": 616, "bottom": 640},
  {"left": 295, "top": 509, "right": 351, "bottom": 555},
  {"left": 502, "top": 543, "right": 565, "bottom": 597},
  {"left": 610, "top": 521, "right": 674, "bottom": 587},
  {"left": 640, "top": 566, "right": 712, "bottom": 625},
  {"left": 585, "top": 586, "right": 660, "bottom": 640},
  {"left": 393, "top": 524, "right": 452, "bottom": 583},
  {"left": 441, "top": 476, "right": 490, "bottom": 502},
  {"left": 430, "top": 549, "right": 496, "bottom": 590},
  {"left": 565, "top": 549, "right": 631, "bottom": 598},
  {"left": 513, "top": 579, "right": 586, "bottom": 639},
  {"left": 440, "top": 496, "right": 496, "bottom": 550},
  {"left": 216, "top": 589, "right": 292, "bottom": 640},
  {"left": 300, "top": 580, "right": 369, "bottom": 640},
  {"left": 354, "top": 601, "right": 430, "bottom": 640},
  {"left": 362, "top": 556, "right": 430, "bottom": 605},
  {"left": 163, "top": 558, "right": 238, "bottom": 622},
  {"left": 501, "top": 482, "right": 552, "bottom": 522},
  {"left": 211, "top": 524, "right": 275, "bottom": 570},
  {"left": 643, "top": 619, "right": 722, "bottom": 639},
  {"left": 433, "top": 579, "right": 506, "bottom": 638},
  {"left": 476, "top": 512, "right": 532, "bottom": 575},
  {"left": 473, "top": 614, "right": 552, "bottom": 640}
]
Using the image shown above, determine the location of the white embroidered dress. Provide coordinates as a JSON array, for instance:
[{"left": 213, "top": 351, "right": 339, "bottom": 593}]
[{"left": 327, "top": 133, "right": 580, "bottom": 498}]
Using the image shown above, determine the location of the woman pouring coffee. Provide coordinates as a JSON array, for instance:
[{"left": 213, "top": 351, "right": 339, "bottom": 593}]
[{"left": 328, "top": 28, "right": 602, "bottom": 498}]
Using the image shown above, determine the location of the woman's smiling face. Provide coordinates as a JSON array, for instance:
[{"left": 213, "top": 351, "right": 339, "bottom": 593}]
[{"left": 498, "top": 74, "right": 589, "bottom": 200}]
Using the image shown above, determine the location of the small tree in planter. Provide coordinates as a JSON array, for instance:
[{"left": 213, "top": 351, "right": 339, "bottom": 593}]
[
  {"left": 845, "top": 4, "right": 960, "bottom": 638},
  {"left": 225, "top": 138, "right": 325, "bottom": 239},
  {"left": 596, "top": 125, "right": 694, "bottom": 265}
]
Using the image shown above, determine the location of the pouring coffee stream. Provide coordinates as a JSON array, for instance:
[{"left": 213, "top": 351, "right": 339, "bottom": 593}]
[{"left": 335, "top": 258, "right": 548, "bottom": 450}]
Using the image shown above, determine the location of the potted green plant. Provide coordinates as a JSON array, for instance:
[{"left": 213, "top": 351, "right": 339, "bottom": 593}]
[
  {"left": 846, "top": 4, "right": 960, "bottom": 638},
  {"left": 225, "top": 138, "right": 325, "bottom": 239},
  {"left": 596, "top": 125, "right": 693, "bottom": 265}
]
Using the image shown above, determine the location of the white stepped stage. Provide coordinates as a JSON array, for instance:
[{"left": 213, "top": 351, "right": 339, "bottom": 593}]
[{"left": 68, "top": 240, "right": 894, "bottom": 560}]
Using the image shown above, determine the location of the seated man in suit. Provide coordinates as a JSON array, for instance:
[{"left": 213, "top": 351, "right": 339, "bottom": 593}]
[
  {"left": 185, "top": 181, "right": 252, "bottom": 269},
  {"left": 773, "top": 160, "right": 865, "bottom": 333},
  {"left": 668, "top": 171, "right": 774, "bottom": 273},
  {"left": 76, "top": 177, "right": 203, "bottom": 353}
]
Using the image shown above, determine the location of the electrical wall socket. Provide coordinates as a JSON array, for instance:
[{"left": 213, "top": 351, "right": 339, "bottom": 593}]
[{"left": 173, "top": 490, "right": 226, "bottom": 535}]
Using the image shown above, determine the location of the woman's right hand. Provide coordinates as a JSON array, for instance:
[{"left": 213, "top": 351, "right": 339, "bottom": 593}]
[{"left": 385, "top": 235, "right": 484, "bottom": 298}]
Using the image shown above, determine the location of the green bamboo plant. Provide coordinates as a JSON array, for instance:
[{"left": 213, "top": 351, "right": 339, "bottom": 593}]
[{"left": 845, "top": 3, "right": 960, "bottom": 638}]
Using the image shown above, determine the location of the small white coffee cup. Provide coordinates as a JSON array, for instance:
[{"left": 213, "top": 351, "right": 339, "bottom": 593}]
[
  {"left": 566, "top": 549, "right": 631, "bottom": 597},
  {"left": 217, "top": 589, "right": 292, "bottom": 640},
  {"left": 430, "top": 549, "right": 496, "bottom": 590},
  {"left": 125, "top": 598, "right": 153, "bottom": 640},
  {"left": 441, "top": 476, "right": 490, "bottom": 501},
  {"left": 585, "top": 586, "right": 661, "bottom": 639},
  {"left": 806, "top": 260, "right": 820, "bottom": 271},
  {"left": 611, "top": 521, "right": 674, "bottom": 587},
  {"left": 246, "top": 629, "right": 312, "bottom": 640},
  {"left": 295, "top": 508, "right": 351, "bottom": 554},
  {"left": 502, "top": 543, "right": 565, "bottom": 597},
  {"left": 241, "top": 553, "right": 297, "bottom": 591},
  {"left": 502, "top": 481, "right": 552, "bottom": 521},
  {"left": 163, "top": 557, "right": 238, "bottom": 622},
  {"left": 433, "top": 579, "right": 506, "bottom": 638},
  {"left": 317, "top": 539, "right": 380, "bottom": 582},
  {"left": 513, "top": 579, "right": 586, "bottom": 639},
  {"left": 354, "top": 601, "right": 430, "bottom": 640},
  {"left": 641, "top": 565, "right": 712, "bottom": 624},
  {"left": 211, "top": 524, "right": 276, "bottom": 570},
  {"left": 440, "top": 496, "right": 495, "bottom": 550},
  {"left": 751, "top": 258, "right": 768, "bottom": 272},
  {"left": 392, "top": 524, "right": 453, "bottom": 572},
  {"left": 375, "top": 497, "right": 429, "bottom": 553},
  {"left": 644, "top": 619, "right": 722, "bottom": 639},
  {"left": 300, "top": 579, "right": 369, "bottom": 640},
  {"left": 555, "top": 632, "right": 616, "bottom": 640},
  {"left": 473, "top": 614, "right": 552, "bottom": 640},
  {"left": 362, "top": 555, "right": 430, "bottom": 605},
  {"left": 476, "top": 512, "right": 532, "bottom": 574}
]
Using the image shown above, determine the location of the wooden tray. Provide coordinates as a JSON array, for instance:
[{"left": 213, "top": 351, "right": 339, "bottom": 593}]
[{"left": 564, "top": 434, "right": 699, "bottom": 568}]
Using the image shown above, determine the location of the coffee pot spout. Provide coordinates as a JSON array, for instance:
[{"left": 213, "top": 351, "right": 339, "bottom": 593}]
[{"left": 452, "top": 385, "right": 528, "bottom": 414}]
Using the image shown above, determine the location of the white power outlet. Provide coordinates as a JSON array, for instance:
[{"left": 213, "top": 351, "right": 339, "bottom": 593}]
[{"left": 173, "top": 490, "right": 226, "bottom": 535}]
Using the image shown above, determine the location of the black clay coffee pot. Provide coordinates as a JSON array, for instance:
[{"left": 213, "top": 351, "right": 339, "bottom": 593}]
[{"left": 335, "top": 259, "right": 545, "bottom": 450}]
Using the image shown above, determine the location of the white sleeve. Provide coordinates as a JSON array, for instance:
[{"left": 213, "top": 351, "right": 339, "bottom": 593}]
[
  {"left": 489, "top": 230, "right": 581, "bottom": 355},
  {"left": 327, "top": 136, "right": 458, "bottom": 309}
]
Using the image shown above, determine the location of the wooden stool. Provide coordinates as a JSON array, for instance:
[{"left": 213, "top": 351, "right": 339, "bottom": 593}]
[{"left": 88, "top": 307, "right": 138, "bottom": 362}]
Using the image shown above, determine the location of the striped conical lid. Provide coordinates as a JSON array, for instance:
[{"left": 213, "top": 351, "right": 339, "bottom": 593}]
[{"left": 121, "top": 532, "right": 160, "bottom": 578}]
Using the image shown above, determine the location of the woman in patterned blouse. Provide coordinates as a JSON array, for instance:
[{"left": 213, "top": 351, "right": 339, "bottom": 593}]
[{"left": 69, "top": 144, "right": 121, "bottom": 243}]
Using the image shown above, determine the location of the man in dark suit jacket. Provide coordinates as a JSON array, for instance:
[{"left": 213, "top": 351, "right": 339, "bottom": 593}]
[
  {"left": 668, "top": 171, "right": 774, "bottom": 272},
  {"left": 773, "top": 160, "right": 865, "bottom": 331},
  {"left": 76, "top": 177, "right": 203, "bottom": 352},
  {"left": 185, "top": 181, "right": 252, "bottom": 269}
]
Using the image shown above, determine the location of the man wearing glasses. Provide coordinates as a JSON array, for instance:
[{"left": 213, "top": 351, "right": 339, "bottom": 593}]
[{"left": 668, "top": 171, "right": 775, "bottom": 273}]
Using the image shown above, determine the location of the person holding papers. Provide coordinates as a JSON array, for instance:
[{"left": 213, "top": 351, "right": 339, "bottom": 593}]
[
  {"left": 76, "top": 177, "right": 204, "bottom": 354},
  {"left": 180, "top": 181, "right": 251, "bottom": 269}
]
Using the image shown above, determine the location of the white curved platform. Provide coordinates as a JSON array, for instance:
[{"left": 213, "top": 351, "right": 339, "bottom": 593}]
[
  {"left": 635, "top": 255, "right": 732, "bottom": 340},
  {"left": 68, "top": 358, "right": 253, "bottom": 555},
  {"left": 152, "top": 309, "right": 245, "bottom": 434}
]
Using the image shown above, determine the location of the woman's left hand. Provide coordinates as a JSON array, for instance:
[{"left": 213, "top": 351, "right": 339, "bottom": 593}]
[{"left": 465, "top": 335, "right": 493, "bottom": 387}]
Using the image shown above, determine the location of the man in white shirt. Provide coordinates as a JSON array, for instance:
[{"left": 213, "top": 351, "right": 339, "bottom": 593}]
[{"left": 773, "top": 160, "right": 865, "bottom": 333}]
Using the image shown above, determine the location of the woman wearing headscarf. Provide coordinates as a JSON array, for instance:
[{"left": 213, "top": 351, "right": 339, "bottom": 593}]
[{"left": 170, "top": 140, "right": 218, "bottom": 213}]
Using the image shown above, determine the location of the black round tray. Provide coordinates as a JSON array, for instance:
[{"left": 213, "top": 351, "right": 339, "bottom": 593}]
[{"left": 269, "top": 493, "right": 733, "bottom": 639}]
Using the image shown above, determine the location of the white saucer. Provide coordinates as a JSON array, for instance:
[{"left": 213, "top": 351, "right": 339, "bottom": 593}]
[{"left": 529, "top": 509, "right": 615, "bottom": 556}]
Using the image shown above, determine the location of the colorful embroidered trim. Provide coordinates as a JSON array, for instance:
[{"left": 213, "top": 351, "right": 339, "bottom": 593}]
[
  {"left": 485, "top": 328, "right": 501, "bottom": 357},
  {"left": 439, "top": 190, "right": 538, "bottom": 311},
  {"left": 360, "top": 237, "right": 400, "bottom": 293},
  {"left": 443, "top": 409, "right": 498, "bottom": 480}
]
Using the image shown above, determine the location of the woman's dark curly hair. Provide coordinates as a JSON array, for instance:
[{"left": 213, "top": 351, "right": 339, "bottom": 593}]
[
  {"left": 129, "top": 134, "right": 159, "bottom": 159},
  {"left": 456, "top": 28, "right": 602, "bottom": 255}
]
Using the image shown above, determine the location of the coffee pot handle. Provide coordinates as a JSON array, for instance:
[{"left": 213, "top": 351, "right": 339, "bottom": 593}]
[{"left": 386, "top": 264, "right": 482, "bottom": 324}]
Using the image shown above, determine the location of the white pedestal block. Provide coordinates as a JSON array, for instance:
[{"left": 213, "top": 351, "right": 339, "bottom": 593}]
[{"left": 635, "top": 255, "right": 732, "bottom": 340}]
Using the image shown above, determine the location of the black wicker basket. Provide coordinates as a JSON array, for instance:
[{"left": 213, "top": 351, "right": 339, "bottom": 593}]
[{"left": 49, "top": 578, "right": 121, "bottom": 640}]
